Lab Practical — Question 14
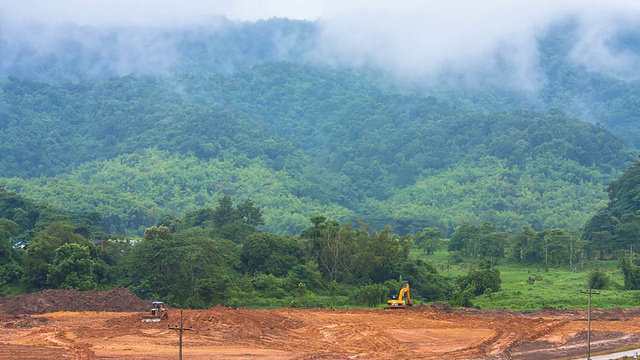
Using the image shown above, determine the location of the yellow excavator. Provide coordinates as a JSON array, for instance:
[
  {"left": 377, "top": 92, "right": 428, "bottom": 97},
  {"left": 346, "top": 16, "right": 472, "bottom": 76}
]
[{"left": 386, "top": 282, "right": 413, "bottom": 309}]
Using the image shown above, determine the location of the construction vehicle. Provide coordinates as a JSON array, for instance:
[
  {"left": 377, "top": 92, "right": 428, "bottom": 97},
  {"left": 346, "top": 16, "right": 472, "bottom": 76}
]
[
  {"left": 386, "top": 283, "right": 412, "bottom": 309},
  {"left": 143, "top": 301, "right": 169, "bottom": 322}
]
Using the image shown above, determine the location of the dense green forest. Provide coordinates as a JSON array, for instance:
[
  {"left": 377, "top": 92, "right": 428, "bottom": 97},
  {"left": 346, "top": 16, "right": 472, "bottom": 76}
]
[
  {"left": 0, "top": 67, "right": 635, "bottom": 236},
  {"left": 3, "top": 18, "right": 640, "bottom": 148},
  {"left": 2, "top": 152, "right": 640, "bottom": 309},
  {"left": 0, "top": 187, "right": 450, "bottom": 307},
  {"left": 3, "top": 17, "right": 640, "bottom": 308}
]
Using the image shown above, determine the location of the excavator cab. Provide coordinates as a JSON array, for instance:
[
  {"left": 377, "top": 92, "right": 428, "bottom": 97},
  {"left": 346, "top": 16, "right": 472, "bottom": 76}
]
[{"left": 386, "top": 283, "right": 412, "bottom": 309}]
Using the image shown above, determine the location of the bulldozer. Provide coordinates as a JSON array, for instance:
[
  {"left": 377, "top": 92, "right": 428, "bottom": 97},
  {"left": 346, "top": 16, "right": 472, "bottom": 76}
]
[
  {"left": 143, "top": 301, "right": 169, "bottom": 322},
  {"left": 386, "top": 283, "right": 412, "bottom": 309}
]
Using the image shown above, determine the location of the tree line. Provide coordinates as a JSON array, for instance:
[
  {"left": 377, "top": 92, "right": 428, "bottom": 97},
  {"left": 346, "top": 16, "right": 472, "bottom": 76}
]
[
  {"left": 0, "top": 187, "right": 500, "bottom": 308},
  {"left": 4, "top": 150, "right": 640, "bottom": 309}
]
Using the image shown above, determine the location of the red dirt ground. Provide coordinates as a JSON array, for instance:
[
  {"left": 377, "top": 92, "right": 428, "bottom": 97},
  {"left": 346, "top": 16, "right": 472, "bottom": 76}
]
[{"left": 2, "top": 289, "right": 640, "bottom": 359}]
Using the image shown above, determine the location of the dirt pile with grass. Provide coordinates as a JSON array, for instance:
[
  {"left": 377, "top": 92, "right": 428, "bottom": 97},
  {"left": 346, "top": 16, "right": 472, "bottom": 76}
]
[{"left": 0, "top": 287, "right": 150, "bottom": 314}]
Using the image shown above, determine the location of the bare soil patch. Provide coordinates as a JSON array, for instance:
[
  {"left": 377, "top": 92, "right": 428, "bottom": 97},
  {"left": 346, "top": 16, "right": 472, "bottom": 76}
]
[{"left": 2, "top": 289, "right": 640, "bottom": 359}]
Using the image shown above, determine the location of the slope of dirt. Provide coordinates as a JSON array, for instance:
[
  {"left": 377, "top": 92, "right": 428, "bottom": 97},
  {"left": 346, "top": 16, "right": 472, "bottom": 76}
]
[
  {"left": 2, "top": 306, "right": 640, "bottom": 359},
  {"left": 0, "top": 287, "right": 151, "bottom": 314},
  {"left": 3, "top": 289, "right": 640, "bottom": 359}
]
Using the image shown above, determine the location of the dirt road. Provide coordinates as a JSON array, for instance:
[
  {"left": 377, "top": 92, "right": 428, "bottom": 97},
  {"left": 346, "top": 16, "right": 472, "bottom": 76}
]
[{"left": 3, "top": 305, "right": 640, "bottom": 359}]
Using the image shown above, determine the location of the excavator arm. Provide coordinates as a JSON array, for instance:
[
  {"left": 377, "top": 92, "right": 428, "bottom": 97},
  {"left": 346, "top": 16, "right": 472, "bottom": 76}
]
[{"left": 386, "top": 283, "right": 413, "bottom": 309}]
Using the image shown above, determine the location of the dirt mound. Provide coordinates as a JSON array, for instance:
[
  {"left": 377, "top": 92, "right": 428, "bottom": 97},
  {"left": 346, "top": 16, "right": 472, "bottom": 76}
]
[
  {"left": 0, "top": 287, "right": 150, "bottom": 314},
  {"left": 428, "top": 301, "right": 453, "bottom": 313}
]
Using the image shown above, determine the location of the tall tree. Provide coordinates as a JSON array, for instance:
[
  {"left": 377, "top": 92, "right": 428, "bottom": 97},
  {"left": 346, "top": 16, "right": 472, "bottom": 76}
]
[
  {"left": 414, "top": 227, "right": 443, "bottom": 255},
  {"left": 0, "top": 218, "right": 21, "bottom": 288},
  {"left": 314, "top": 221, "right": 355, "bottom": 283},
  {"left": 448, "top": 222, "right": 507, "bottom": 260},
  {"left": 21, "top": 221, "right": 93, "bottom": 290},
  {"left": 46, "top": 243, "right": 96, "bottom": 291},
  {"left": 237, "top": 198, "right": 264, "bottom": 227},
  {"left": 240, "top": 232, "right": 301, "bottom": 276},
  {"left": 212, "top": 195, "right": 238, "bottom": 228}
]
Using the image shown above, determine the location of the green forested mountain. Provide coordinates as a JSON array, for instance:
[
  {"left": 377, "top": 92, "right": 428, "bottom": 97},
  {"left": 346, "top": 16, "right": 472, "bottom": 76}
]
[
  {"left": 0, "top": 62, "right": 635, "bottom": 235},
  {"left": 0, "top": 18, "right": 316, "bottom": 82},
  {"left": 3, "top": 15, "right": 640, "bottom": 308},
  {"left": 3, "top": 18, "right": 640, "bottom": 148},
  {"left": 1, "top": 17, "right": 640, "bottom": 236}
]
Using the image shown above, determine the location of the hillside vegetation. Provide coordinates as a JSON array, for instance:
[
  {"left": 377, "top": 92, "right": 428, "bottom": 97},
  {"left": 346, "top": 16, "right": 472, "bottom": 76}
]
[
  {"left": 0, "top": 66, "right": 634, "bottom": 235},
  {"left": 3, "top": 17, "right": 640, "bottom": 310}
]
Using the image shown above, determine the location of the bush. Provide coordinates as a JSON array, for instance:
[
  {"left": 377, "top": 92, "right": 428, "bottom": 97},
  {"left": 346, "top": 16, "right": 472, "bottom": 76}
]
[
  {"left": 354, "top": 283, "right": 389, "bottom": 307},
  {"left": 450, "top": 284, "right": 476, "bottom": 308},
  {"left": 457, "top": 260, "right": 501, "bottom": 296},
  {"left": 448, "top": 251, "right": 464, "bottom": 264},
  {"left": 588, "top": 270, "right": 611, "bottom": 290},
  {"left": 397, "top": 259, "right": 453, "bottom": 302}
]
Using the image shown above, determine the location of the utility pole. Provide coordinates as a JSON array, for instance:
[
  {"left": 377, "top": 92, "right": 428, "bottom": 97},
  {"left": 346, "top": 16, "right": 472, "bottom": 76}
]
[
  {"left": 168, "top": 310, "right": 193, "bottom": 360},
  {"left": 580, "top": 290, "right": 601, "bottom": 360}
]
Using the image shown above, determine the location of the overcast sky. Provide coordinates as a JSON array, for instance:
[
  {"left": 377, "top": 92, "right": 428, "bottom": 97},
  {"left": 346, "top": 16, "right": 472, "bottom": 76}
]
[
  {"left": 1, "top": 0, "right": 637, "bottom": 25},
  {"left": 1, "top": 0, "right": 324, "bottom": 25},
  {"left": 2, "top": 1, "right": 640, "bottom": 84}
]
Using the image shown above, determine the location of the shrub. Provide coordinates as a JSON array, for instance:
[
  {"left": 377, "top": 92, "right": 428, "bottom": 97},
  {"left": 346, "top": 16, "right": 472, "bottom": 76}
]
[
  {"left": 457, "top": 260, "right": 501, "bottom": 296},
  {"left": 448, "top": 251, "right": 464, "bottom": 264},
  {"left": 450, "top": 284, "right": 476, "bottom": 308},
  {"left": 588, "top": 270, "right": 611, "bottom": 290},
  {"left": 354, "top": 283, "right": 389, "bottom": 307}
]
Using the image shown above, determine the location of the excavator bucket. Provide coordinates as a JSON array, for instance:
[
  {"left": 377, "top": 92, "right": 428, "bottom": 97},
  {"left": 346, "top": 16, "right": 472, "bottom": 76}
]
[{"left": 385, "top": 304, "right": 406, "bottom": 309}]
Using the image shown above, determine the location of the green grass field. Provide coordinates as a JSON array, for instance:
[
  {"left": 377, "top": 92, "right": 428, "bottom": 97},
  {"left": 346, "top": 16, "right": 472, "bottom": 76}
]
[{"left": 420, "top": 250, "right": 640, "bottom": 311}]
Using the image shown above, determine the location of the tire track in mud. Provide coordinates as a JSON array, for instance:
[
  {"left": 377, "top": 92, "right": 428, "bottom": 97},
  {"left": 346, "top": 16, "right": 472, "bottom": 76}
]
[
  {"left": 41, "top": 330, "right": 96, "bottom": 360},
  {"left": 439, "top": 314, "right": 571, "bottom": 359},
  {"left": 187, "top": 308, "right": 408, "bottom": 358},
  {"left": 494, "top": 319, "right": 571, "bottom": 358},
  {"left": 5, "top": 307, "right": 640, "bottom": 359}
]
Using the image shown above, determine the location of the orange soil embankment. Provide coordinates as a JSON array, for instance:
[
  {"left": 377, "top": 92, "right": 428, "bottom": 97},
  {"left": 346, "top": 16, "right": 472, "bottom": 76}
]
[{"left": 2, "top": 290, "right": 640, "bottom": 359}]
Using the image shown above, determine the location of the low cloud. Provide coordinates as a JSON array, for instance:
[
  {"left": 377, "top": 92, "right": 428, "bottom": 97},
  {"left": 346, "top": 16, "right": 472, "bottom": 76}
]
[
  {"left": 1, "top": 1, "right": 640, "bottom": 85},
  {"left": 315, "top": 1, "right": 640, "bottom": 88}
]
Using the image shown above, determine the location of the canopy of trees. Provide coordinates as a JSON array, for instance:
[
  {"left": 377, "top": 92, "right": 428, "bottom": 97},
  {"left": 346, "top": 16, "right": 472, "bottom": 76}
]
[
  {"left": 0, "top": 64, "right": 635, "bottom": 236},
  {"left": 583, "top": 157, "right": 640, "bottom": 258}
]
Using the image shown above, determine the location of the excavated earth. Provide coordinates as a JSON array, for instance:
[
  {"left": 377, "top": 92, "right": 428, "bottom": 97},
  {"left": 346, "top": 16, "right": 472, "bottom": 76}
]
[{"left": 2, "top": 290, "right": 640, "bottom": 359}]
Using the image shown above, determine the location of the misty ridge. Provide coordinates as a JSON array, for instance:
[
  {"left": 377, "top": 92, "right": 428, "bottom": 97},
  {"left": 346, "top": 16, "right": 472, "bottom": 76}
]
[
  {"left": 1, "top": 12, "right": 640, "bottom": 84},
  {"left": 1, "top": 6, "right": 640, "bottom": 236},
  {"left": 3, "top": 11, "right": 640, "bottom": 147},
  {"left": 0, "top": 17, "right": 318, "bottom": 81}
]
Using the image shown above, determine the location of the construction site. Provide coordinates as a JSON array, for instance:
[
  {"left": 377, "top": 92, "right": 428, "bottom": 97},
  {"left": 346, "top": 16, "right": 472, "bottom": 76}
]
[{"left": 1, "top": 288, "right": 640, "bottom": 359}]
